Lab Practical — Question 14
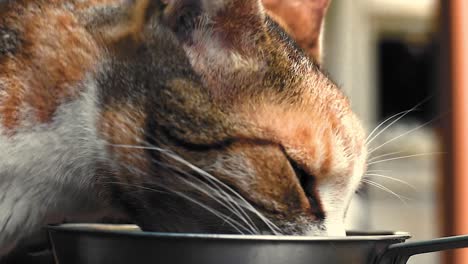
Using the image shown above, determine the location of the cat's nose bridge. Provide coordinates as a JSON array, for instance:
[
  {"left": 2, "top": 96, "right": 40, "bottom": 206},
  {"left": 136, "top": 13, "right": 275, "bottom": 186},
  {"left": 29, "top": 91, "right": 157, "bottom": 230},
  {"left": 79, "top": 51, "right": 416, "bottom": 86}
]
[
  {"left": 299, "top": 110, "right": 365, "bottom": 181},
  {"left": 240, "top": 100, "right": 366, "bottom": 179}
]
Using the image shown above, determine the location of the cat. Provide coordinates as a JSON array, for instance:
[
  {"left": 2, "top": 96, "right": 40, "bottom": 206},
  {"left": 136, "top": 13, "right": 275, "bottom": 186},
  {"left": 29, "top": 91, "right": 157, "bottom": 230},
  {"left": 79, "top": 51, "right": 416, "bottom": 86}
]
[{"left": 0, "top": 0, "right": 367, "bottom": 256}]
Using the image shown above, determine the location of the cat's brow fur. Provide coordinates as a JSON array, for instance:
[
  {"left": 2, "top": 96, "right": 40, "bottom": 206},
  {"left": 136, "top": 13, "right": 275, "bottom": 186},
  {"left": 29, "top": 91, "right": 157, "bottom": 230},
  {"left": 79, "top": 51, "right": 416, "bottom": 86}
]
[{"left": 0, "top": 0, "right": 367, "bottom": 255}]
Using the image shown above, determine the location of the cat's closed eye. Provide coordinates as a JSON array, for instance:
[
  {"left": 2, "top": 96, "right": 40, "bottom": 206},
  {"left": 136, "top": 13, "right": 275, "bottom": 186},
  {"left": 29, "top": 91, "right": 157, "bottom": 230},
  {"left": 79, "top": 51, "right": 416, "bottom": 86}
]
[{"left": 288, "top": 157, "right": 325, "bottom": 220}]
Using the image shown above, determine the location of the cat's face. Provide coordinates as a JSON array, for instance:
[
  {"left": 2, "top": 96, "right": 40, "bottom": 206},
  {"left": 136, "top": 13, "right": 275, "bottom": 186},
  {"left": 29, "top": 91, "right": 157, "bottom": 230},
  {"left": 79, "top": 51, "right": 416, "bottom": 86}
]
[
  {"left": 0, "top": 0, "right": 366, "bottom": 237},
  {"left": 95, "top": 0, "right": 367, "bottom": 237}
]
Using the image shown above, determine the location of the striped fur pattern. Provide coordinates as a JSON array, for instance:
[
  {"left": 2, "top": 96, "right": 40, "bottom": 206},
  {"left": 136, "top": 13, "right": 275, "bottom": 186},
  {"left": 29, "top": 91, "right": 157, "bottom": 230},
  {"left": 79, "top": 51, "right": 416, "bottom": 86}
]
[{"left": 0, "top": 0, "right": 367, "bottom": 255}]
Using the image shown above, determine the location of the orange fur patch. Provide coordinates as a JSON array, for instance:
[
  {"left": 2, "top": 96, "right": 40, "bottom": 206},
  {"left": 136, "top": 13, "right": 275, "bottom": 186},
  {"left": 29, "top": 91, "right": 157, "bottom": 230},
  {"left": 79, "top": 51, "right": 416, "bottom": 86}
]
[
  {"left": 0, "top": 1, "right": 103, "bottom": 132},
  {"left": 99, "top": 105, "right": 149, "bottom": 181},
  {"left": 240, "top": 80, "right": 364, "bottom": 182}
]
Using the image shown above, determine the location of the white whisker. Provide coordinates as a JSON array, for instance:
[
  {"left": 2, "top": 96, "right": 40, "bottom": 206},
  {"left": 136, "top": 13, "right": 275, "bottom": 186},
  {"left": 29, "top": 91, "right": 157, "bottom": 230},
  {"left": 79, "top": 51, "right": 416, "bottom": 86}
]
[
  {"left": 159, "top": 149, "right": 282, "bottom": 235},
  {"left": 364, "top": 173, "right": 416, "bottom": 190},
  {"left": 361, "top": 179, "right": 410, "bottom": 204},
  {"left": 365, "top": 97, "right": 431, "bottom": 145},
  {"left": 367, "top": 151, "right": 405, "bottom": 163},
  {"left": 368, "top": 115, "right": 443, "bottom": 155},
  {"left": 109, "top": 144, "right": 161, "bottom": 150},
  {"left": 367, "top": 152, "right": 444, "bottom": 166},
  {"left": 164, "top": 187, "right": 253, "bottom": 234},
  {"left": 159, "top": 163, "right": 260, "bottom": 234},
  {"left": 101, "top": 181, "right": 170, "bottom": 194},
  {"left": 160, "top": 187, "right": 253, "bottom": 234},
  {"left": 365, "top": 169, "right": 392, "bottom": 173},
  {"left": 109, "top": 142, "right": 281, "bottom": 235},
  {"left": 104, "top": 180, "right": 252, "bottom": 234},
  {"left": 366, "top": 111, "right": 416, "bottom": 145},
  {"left": 154, "top": 159, "right": 260, "bottom": 233},
  {"left": 104, "top": 156, "right": 255, "bottom": 234}
]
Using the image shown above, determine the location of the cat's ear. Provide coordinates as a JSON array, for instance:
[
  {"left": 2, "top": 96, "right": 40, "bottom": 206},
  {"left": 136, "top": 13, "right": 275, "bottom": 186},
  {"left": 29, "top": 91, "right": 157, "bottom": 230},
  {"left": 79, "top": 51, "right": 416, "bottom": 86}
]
[
  {"left": 162, "top": 0, "right": 267, "bottom": 50},
  {"left": 262, "top": 0, "right": 330, "bottom": 61},
  {"left": 93, "top": 0, "right": 164, "bottom": 52}
]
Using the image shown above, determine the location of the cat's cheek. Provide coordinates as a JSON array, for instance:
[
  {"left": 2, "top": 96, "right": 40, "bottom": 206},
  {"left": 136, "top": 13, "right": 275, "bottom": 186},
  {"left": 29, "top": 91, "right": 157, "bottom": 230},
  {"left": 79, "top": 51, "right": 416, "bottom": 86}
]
[{"left": 226, "top": 143, "right": 310, "bottom": 214}]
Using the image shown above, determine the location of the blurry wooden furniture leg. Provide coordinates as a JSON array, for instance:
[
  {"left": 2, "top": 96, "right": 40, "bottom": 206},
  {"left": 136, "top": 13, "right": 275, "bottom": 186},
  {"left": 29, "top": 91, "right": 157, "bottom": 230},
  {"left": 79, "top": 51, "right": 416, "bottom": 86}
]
[{"left": 441, "top": 0, "right": 468, "bottom": 263}]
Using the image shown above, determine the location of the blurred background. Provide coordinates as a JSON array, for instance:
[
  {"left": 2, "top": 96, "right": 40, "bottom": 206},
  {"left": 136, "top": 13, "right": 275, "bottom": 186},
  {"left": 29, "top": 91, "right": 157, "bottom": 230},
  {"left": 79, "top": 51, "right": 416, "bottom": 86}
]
[{"left": 320, "top": 0, "right": 466, "bottom": 263}]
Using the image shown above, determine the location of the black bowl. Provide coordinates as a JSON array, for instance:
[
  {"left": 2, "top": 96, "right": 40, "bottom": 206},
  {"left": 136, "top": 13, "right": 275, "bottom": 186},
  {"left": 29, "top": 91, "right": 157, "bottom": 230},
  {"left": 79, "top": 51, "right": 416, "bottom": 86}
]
[
  {"left": 47, "top": 224, "right": 407, "bottom": 264},
  {"left": 47, "top": 224, "right": 468, "bottom": 264}
]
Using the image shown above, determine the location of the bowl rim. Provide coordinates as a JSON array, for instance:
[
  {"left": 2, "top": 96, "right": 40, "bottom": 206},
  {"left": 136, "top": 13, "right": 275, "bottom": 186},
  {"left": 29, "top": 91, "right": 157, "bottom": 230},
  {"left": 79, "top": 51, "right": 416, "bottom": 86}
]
[{"left": 47, "top": 224, "right": 411, "bottom": 242}]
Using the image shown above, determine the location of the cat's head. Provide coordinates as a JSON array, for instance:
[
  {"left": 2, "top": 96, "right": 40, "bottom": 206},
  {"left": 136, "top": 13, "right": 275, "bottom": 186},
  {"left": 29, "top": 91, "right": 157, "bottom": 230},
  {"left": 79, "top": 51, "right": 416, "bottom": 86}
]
[{"left": 95, "top": 0, "right": 367, "bottom": 236}]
